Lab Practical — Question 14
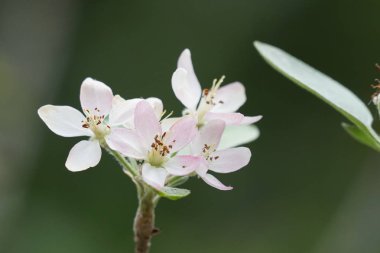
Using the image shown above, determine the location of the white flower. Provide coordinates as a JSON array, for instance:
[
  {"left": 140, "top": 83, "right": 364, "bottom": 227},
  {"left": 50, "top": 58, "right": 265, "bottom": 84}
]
[
  {"left": 171, "top": 49, "right": 262, "bottom": 127},
  {"left": 106, "top": 100, "right": 201, "bottom": 190},
  {"left": 38, "top": 77, "right": 160, "bottom": 172},
  {"left": 190, "top": 120, "right": 251, "bottom": 190}
]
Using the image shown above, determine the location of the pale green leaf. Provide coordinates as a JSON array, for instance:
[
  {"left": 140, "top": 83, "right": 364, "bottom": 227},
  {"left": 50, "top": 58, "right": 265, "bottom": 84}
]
[
  {"left": 254, "top": 41, "right": 380, "bottom": 151},
  {"left": 156, "top": 186, "right": 190, "bottom": 200}
]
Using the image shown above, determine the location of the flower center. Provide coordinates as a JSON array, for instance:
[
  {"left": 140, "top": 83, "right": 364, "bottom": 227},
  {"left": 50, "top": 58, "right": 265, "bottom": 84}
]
[
  {"left": 201, "top": 143, "right": 219, "bottom": 162},
  {"left": 147, "top": 132, "right": 175, "bottom": 167},
  {"left": 81, "top": 108, "right": 111, "bottom": 140},
  {"left": 196, "top": 76, "right": 225, "bottom": 126}
]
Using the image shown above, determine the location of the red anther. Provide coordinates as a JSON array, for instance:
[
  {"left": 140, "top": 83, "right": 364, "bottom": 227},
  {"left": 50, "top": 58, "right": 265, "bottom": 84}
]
[
  {"left": 214, "top": 156, "right": 219, "bottom": 160},
  {"left": 82, "top": 124, "right": 89, "bottom": 128}
]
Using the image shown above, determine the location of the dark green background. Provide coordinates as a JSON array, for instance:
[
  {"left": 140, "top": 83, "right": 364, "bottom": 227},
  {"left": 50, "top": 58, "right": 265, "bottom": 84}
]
[{"left": 1, "top": 0, "right": 380, "bottom": 252}]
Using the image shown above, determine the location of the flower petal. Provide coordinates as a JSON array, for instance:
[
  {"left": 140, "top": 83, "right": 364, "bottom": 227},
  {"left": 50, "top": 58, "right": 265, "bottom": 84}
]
[
  {"left": 200, "top": 173, "right": 233, "bottom": 191},
  {"left": 177, "top": 49, "right": 202, "bottom": 104},
  {"left": 171, "top": 68, "right": 201, "bottom": 110},
  {"left": 164, "top": 155, "right": 201, "bottom": 176},
  {"left": 205, "top": 112, "right": 244, "bottom": 125},
  {"left": 109, "top": 96, "right": 140, "bottom": 126},
  {"left": 212, "top": 82, "right": 247, "bottom": 113},
  {"left": 219, "top": 124, "right": 260, "bottom": 149},
  {"left": 161, "top": 117, "right": 180, "bottom": 133},
  {"left": 80, "top": 77, "right": 113, "bottom": 115},
  {"left": 165, "top": 116, "right": 197, "bottom": 152},
  {"left": 105, "top": 128, "right": 146, "bottom": 159},
  {"left": 65, "top": 140, "right": 101, "bottom": 172},
  {"left": 38, "top": 105, "right": 92, "bottom": 137},
  {"left": 209, "top": 147, "right": 251, "bottom": 173},
  {"left": 241, "top": 115, "right": 263, "bottom": 125},
  {"left": 134, "top": 100, "right": 162, "bottom": 149},
  {"left": 146, "top": 97, "right": 163, "bottom": 119},
  {"left": 191, "top": 120, "right": 225, "bottom": 153},
  {"left": 142, "top": 163, "right": 168, "bottom": 190}
]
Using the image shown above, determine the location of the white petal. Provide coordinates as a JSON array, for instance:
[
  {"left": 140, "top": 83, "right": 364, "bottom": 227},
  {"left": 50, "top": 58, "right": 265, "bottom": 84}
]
[
  {"left": 164, "top": 155, "right": 200, "bottom": 176},
  {"left": 171, "top": 68, "right": 201, "bottom": 110},
  {"left": 209, "top": 147, "right": 251, "bottom": 173},
  {"left": 200, "top": 173, "right": 233, "bottom": 191},
  {"left": 165, "top": 116, "right": 197, "bottom": 153},
  {"left": 219, "top": 124, "right": 260, "bottom": 149},
  {"left": 38, "top": 105, "right": 92, "bottom": 137},
  {"left": 134, "top": 101, "right": 162, "bottom": 148},
  {"left": 205, "top": 112, "right": 244, "bottom": 125},
  {"left": 80, "top": 77, "right": 113, "bottom": 115},
  {"left": 177, "top": 49, "right": 202, "bottom": 105},
  {"left": 109, "top": 96, "right": 141, "bottom": 126},
  {"left": 146, "top": 97, "right": 163, "bottom": 119},
  {"left": 105, "top": 128, "right": 146, "bottom": 159},
  {"left": 65, "top": 140, "right": 101, "bottom": 172},
  {"left": 191, "top": 120, "right": 225, "bottom": 153},
  {"left": 142, "top": 163, "right": 168, "bottom": 189},
  {"left": 241, "top": 115, "right": 263, "bottom": 125},
  {"left": 212, "top": 82, "right": 247, "bottom": 113}
]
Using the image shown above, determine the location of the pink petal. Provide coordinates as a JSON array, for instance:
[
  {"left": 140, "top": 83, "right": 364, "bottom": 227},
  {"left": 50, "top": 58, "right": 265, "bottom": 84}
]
[
  {"left": 134, "top": 100, "right": 162, "bottom": 149},
  {"left": 209, "top": 147, "right": 251, "bottom": 173},
  {"left": 165, "top": 116, "right": 197, "bottom": 153},
  {"left": 200, "top": 173, "right": 233, "bottom": 191},
  {"left": 171, "top": 68, "right": 201, "bottom": 110},
  {"left": 164, "top": 155, "right": 201, "bottom": 176},
  {"left": 205, "top": 112, "right": 244, "bottom": 125},
  {"left": 161, "top": 117, "right": 180, "bottom": 133},
  {"left": 65, "top": 140, "right": 101, "bottom": 172},
  {"left": 241, "top": 115, "right": 263, "bottom": 125},
  {"left": 191, "top": 120, "right": 225, "bottom": 153},
  {"left": 142, "top": 163, "right": 168, "bottom": 189},
  {"left": 38, "top": 105, "right": 92, "bottom": 137},
  {"left": 195, "top": 160, "right": 209, "bottom": 176},
  {"left": 80, "top": 77, "right": 113, "bottom": 116},
  {"left": 105, "top": 128, "right": 146, "bottom": 159},
  {"left": 109, "top": 96, "right": 141, "bottom": 126},
  {"left": 212, "top": 82, "right": 247, "bottom": 113}
]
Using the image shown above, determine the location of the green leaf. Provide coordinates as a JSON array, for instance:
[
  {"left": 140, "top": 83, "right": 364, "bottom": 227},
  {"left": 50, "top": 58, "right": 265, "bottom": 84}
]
[
  {"left": 219, "top": 124, "right": 260, "bottom": 149},
  {"left": 166, "top": 176, "right": 190, "bottom": 187},
  {"left": 156, "top": 186, "right": 190, "bottom": 200},
  {"left": 254, "top": 41, "right": 380, "bottom": 151}
]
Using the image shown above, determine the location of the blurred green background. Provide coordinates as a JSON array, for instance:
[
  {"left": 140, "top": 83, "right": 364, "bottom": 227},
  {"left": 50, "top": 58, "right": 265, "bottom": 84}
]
[{"left": 1, "top": 0, "right": 380, "bottom": 252}]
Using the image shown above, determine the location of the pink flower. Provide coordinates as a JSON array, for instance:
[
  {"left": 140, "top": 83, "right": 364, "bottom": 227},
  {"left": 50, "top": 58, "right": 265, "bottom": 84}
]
[
  {"left": 107, "top": 100, "right": 200, "bottom": 190},
  {"left": 171, "top": 49, "right": 262, "bottom": 127},
  {"left": 38, "top": 77, "right": 156, "bottom": 172},
  {"left": 190, "top": 120, "right": 251, "bottom": 190}
]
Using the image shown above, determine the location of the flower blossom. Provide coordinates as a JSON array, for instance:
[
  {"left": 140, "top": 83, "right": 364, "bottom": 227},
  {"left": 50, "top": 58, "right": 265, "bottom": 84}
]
[
  {"left": 38, "top": 78, "right": 160, "bottom": 172},
  {"left": 171, "top": 49, "right": 262, "bottom": 127},
  {"left": 190, "top": 119, "right": 251, "bottom": 190},
  {"left": 106, "top": 100, "right": 200, "bottom": 190}
]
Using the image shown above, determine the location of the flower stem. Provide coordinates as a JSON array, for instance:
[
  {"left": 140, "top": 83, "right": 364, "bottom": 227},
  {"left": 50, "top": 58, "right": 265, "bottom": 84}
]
[
  {"left": 105, "top": 147, "right": 139, "bottom": 178},
  {"left": 134, "top": 188, "right": 158, "bottom": 253}
]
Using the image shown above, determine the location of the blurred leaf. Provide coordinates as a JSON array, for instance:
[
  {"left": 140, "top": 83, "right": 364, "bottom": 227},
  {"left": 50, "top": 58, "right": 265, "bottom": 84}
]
[
  {"left": 219, "top": 124, "right": 260, "bottom": 149},
  {"left": 254, "top": 41, "right": 380, "bottom": 151},
  {"left": 156, "top": 186, "right": 190, "bottom": 200}
]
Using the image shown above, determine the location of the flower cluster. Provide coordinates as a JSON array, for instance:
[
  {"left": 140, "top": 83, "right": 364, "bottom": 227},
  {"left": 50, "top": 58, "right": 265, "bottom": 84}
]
[{"left": 38, "top": 49, "right": 262, "bottom": 194}]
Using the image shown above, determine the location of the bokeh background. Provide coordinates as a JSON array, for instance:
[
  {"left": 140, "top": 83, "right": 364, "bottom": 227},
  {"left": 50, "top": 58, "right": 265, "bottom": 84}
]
[{"left": 1, "top": 0, "right": 380, "bottom": 252}]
